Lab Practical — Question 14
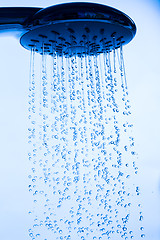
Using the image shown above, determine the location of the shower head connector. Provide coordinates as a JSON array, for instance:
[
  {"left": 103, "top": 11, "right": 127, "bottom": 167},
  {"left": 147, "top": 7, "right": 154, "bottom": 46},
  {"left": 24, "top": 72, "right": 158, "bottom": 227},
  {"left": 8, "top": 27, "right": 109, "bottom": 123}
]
[{"left": 0, "top": 3, "right": 136, "bottom": 56}]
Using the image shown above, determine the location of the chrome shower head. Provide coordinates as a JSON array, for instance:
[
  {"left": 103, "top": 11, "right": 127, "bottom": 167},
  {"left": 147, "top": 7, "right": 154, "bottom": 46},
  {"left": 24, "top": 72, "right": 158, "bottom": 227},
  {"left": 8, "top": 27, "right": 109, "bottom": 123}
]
[{"left": 0, "top": 3, "right": 136, "bottom": 56}]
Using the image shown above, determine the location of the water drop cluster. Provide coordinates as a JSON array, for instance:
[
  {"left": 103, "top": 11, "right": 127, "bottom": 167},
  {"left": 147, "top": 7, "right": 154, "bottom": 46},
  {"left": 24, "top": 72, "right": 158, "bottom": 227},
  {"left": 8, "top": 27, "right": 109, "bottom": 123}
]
[{"left": 28, "top": 46, "right": 145, "bottom": 239}]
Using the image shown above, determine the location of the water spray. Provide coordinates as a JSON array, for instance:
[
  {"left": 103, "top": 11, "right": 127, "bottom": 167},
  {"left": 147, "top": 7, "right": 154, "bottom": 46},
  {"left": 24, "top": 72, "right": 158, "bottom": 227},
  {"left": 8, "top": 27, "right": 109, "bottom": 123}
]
[{"left": 0, "top": 3, "right": 145, "bottom": 240}]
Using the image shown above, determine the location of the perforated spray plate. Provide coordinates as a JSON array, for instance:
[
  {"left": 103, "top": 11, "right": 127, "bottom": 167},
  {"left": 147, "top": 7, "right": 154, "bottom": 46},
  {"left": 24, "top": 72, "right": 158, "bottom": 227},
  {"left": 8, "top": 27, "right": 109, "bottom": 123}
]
[{"left": 20, "top": 19, "right": 135, "bottom": 56}]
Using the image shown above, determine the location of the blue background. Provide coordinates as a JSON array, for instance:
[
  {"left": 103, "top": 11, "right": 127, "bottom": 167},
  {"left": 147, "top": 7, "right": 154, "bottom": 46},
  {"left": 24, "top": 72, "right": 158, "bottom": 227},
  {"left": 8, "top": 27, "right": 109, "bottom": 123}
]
[{"left": 0, "top": 0, "right": 159, "bottom": 239}]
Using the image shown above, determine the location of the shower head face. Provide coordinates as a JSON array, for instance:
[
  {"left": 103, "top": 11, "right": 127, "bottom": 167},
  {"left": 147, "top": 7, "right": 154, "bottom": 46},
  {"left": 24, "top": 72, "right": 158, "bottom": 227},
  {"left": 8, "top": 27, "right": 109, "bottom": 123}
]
[{"left": 20, "top": 2, "right": 136, "bottom": 56}]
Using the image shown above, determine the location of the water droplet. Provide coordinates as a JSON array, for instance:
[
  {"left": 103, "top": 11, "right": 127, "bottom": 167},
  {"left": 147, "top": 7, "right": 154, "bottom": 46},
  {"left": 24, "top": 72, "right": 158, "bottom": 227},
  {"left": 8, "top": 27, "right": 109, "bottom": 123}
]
[
  {"left": 141, "top": 234, "right": 145, "bottom": 238},
  {"left": 123, "top": 227, "right": 127, "bottom": 231}
]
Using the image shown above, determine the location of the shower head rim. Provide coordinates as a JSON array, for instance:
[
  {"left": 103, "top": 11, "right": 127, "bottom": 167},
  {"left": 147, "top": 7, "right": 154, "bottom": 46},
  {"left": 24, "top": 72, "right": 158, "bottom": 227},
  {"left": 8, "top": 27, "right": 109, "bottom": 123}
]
[{"left": 30, "top": 2, "right": 136, "bottom": 30}]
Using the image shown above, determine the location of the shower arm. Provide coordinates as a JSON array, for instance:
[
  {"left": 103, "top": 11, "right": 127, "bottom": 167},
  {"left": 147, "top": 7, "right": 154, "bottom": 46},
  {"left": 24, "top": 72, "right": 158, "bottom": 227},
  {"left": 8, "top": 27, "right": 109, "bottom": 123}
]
[{"left": 0, "top": 7, "right": 41, "bottom": 38}]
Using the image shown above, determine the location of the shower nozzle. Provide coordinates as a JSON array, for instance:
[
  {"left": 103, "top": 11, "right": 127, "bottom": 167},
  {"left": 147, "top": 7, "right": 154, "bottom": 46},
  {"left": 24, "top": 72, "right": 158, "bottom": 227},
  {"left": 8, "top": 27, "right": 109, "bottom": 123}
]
[{"left": 0, "top": 3, "right": 136, "bottom": 55}]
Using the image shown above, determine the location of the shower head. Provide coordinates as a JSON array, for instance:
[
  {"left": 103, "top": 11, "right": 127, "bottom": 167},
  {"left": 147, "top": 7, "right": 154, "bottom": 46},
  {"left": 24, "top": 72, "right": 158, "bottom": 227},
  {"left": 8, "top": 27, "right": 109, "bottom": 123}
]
[{"left": 0, "top": 2, "right": 136, "bottom": 56}]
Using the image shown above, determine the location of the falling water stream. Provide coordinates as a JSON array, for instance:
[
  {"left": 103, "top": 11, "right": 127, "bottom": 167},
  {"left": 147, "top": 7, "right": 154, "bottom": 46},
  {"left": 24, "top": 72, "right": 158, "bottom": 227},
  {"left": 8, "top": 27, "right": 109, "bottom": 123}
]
[{"left": 28, "top": 46, "right": 145, "bottom": 239}]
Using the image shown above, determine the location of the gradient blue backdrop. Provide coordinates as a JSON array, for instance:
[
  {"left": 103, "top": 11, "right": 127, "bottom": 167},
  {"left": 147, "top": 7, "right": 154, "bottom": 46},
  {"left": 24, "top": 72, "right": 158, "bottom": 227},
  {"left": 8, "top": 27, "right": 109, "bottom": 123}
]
[{"left": 0, "top": 0, "right": 159, "bottom": 239}]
